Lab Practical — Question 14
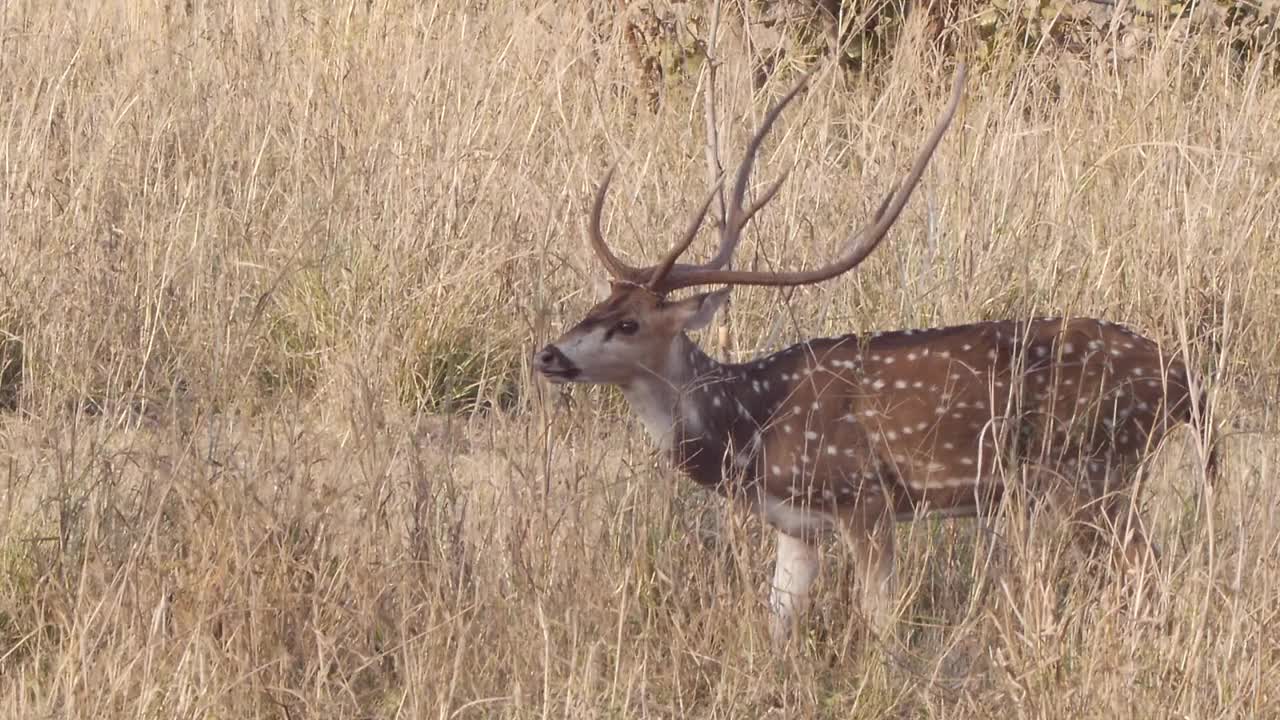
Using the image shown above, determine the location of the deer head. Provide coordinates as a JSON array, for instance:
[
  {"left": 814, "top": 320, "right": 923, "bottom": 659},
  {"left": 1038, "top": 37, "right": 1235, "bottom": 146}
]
[{"left": 536, "top": 66, "right": 966, "bottom": 393}]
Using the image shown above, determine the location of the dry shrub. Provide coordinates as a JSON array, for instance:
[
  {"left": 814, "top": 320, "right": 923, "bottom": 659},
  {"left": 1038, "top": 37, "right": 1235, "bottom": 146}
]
[{"left": 0, "top": 1, "right": 1277, "bottom": 717}]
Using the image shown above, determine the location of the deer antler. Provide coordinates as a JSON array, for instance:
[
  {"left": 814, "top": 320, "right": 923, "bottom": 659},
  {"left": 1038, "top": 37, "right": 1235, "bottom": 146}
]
[
  {"left": 585, "top": 165, "right": 649, "bottom": 286},
  {"left": 585, "top": 69, "right": 816, "bottom": 292},
  {"left": 646, "top": 71, "right": 813, "bottom": 291},
  {"left": 586, "top": 63, "right": 967, "bottom": 294},
  {"left": 657, "top": 63, "right": 966, "bottom": 291}
]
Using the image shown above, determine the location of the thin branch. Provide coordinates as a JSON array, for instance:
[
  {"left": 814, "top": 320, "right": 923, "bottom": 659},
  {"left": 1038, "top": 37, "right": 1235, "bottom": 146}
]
[{"left": 702, "top": 0, "right": 727, "bottom": 238}]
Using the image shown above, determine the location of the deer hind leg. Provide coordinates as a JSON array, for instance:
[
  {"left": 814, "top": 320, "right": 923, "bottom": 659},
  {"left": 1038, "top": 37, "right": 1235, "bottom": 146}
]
[
  {"left": 1094, "top": 467, "right": 1160, "bottom": 578},
  {"left": 841, "top": 505, "right": 897, "bottom": 639},
  {"left": 1072, "top": 460, "right": 1165, "bottom": 620},
  {"left": 1046, "top": 458, "right": 1158, "bottom": 578},
  {"left": 769, "top": 531, "right": 820, "bottom": 646}
]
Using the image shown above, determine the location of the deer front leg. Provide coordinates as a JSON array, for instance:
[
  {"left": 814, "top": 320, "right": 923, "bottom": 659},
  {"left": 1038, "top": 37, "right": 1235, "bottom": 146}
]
[
  {"left": 845, "top": 506, "right": 897, "bottom": 638},
  {"left": 769, "top": 531, "right": 820, "bottom": 646}
]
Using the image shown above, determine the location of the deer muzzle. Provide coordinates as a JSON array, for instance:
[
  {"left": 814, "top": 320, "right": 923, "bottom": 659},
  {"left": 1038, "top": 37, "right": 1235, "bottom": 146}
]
[{"left": 533, "top": 344, "right": 580, "bottom": 382}]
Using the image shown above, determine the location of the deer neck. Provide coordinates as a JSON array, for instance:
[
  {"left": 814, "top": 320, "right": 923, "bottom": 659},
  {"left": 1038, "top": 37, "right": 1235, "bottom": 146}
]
[{"left": 620, "top": 334, "right": 727, "bottom": 456}]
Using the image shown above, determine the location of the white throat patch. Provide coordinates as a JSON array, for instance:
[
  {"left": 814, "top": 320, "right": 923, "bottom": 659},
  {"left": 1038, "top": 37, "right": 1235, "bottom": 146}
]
[{"left": 620, "top": 337, "right": 707, "bottom": 452}]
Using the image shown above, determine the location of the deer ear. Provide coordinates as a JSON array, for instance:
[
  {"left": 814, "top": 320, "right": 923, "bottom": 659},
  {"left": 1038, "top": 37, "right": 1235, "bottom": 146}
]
[
  {"left": 669, "top": 288, "right": 731, "bottom": 332},
  {"left": 590, "top": 274, "right": 613, "bottom": 301}
]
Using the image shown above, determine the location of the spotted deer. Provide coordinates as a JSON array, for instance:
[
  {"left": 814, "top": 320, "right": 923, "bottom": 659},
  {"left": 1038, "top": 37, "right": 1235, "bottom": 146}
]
[{"left": 534, "top": 65, "right": 1215, "bottom": 644}]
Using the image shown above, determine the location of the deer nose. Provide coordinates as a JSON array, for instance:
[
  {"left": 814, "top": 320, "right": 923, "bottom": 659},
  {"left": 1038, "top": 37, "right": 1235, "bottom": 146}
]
[
  {"left": 534, "top": 345, "right": 577, "bottom": 378},
  {"left": 535, "top": 345, "right": 561, "bottom": 368}
]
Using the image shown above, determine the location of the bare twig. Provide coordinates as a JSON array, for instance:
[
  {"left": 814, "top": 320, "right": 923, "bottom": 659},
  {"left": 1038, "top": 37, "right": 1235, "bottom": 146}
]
[
  {"left": 702, "top": 0, "right": 727, "bottom": 232},
  {"left": 703, "top": 0, "right": 733, "bottom": 360}
]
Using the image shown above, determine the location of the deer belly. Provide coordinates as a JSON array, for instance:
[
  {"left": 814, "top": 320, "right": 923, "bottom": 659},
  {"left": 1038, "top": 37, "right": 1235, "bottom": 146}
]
[
  {"left": 890, "top": 465, "right": 1009, "bottom": 523},
  {"left": 893, "top": 502, "right": 986, "bottom": 523},
  {"left": 757, "top": 494, "right": 839, "bottom": 536}
]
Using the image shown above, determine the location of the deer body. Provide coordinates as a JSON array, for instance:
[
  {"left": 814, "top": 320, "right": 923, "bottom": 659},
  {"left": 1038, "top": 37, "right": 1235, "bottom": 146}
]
[
  {"left": 657, "top": 317, "right": 1197, "bottom": 514},
  {"left": 535, "top": 65, "right": 1212, "bottom": 643}
]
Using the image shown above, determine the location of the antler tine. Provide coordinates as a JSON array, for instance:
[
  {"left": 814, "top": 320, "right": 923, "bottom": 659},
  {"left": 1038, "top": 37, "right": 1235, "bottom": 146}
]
[
  {"left": 645, "top": 72, "right": 814, "bottom": 293},
  {"left": 586, "top": 164, "right": 648, "bottom": 284},
  {"left": 709, "top": 71, "right": 815, "bottom": 272},
  {"left": 843, "top": 181, "right": 898, "bottom": 253},
  {"left": 647, "top": 178, "right": 724, "bottom": 290},
  {"left": 657, "top": 63, "right": 967, "bottom": 291}
]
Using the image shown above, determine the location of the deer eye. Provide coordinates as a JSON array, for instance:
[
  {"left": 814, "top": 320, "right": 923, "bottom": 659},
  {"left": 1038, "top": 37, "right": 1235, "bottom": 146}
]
[{"left": 615, "top": 320, "right": 639, "bottom": 336}]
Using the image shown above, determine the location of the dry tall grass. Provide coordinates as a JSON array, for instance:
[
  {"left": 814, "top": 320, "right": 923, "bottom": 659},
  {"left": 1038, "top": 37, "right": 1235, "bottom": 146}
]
[{"left": 1, "top": 1, "right": 1278, "bottom": 717}]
